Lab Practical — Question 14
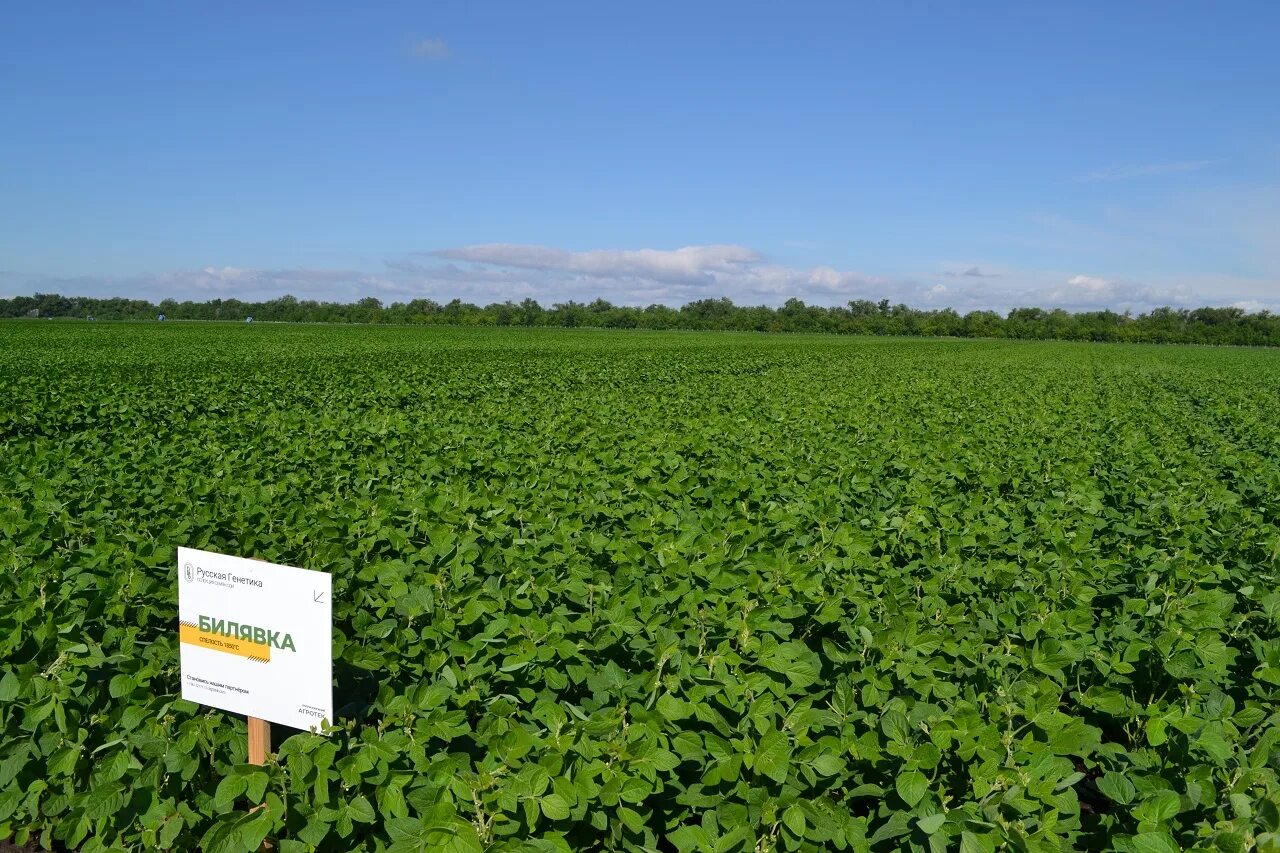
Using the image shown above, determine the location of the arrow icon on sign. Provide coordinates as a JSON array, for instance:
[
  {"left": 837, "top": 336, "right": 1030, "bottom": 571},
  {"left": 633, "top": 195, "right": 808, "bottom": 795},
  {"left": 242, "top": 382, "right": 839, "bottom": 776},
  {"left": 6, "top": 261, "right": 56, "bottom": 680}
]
[{"left": 313, "top": 590, "right": 326, "bottom": 603}]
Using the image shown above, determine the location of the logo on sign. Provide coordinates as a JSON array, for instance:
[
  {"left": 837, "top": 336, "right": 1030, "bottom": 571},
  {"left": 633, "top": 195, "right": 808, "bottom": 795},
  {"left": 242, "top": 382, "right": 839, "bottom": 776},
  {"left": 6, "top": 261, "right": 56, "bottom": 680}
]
[{"left": 184, "top": 562, "right": 195, "bottom": 583}]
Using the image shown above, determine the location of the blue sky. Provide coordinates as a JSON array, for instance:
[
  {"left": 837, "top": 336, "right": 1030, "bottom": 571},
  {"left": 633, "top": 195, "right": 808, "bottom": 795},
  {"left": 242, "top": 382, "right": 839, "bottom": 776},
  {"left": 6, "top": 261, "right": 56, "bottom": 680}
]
[{"left": 3, "top": 2, "right": 1278, "bottom": 311}]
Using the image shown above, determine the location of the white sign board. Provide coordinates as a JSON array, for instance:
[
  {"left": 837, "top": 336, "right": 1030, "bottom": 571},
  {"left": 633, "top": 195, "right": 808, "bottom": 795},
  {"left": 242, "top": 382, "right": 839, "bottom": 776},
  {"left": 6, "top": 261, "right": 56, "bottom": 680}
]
[{"left": 178, "top": 547, "right": 332, "bottom": 731}]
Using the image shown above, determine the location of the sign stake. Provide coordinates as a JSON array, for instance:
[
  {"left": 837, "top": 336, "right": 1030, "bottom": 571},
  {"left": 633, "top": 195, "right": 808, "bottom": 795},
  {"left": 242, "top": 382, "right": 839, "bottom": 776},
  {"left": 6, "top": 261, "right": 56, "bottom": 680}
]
[
  {"left": 248, "top": 716, "right": 271, "bottom": 765},
  {"left": 248, "top": 715, "right": 271, "bottom": 851}
]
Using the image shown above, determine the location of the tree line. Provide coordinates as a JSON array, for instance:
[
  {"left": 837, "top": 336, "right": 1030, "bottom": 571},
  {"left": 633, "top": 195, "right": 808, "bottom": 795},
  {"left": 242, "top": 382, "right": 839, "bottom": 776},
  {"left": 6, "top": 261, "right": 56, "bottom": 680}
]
[{"left": 4, "top": 292, "right": 1279, "bottom": 346}]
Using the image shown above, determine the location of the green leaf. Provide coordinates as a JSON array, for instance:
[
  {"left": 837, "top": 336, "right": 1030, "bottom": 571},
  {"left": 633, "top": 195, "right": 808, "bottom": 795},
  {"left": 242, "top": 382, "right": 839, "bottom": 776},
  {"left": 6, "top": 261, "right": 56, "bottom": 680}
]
[
  {"left": 201, "top": 815, "right": 248, "bottom": 853},
  {"left": 348, "top": 795, "right": 376, "bottom": 823},
  {"left": 669, "top": 824, "right": 711, "bottom": 851},
  {"left": 214, "top": 774, "right": 248, "bottom": 812},
  {"left": 869, "top": 811, "right": 913, "bottom": 845},
  {"left": 159, "top": 814, "right": 184, "bottom": 848},
  {"left": 47, "top": 746, "right": 79, "bottom": 777},
  {"left": 656, "top": 693, "right": 688, "bottom": 721},
  {"left": 618, "top": 806, "right": 645, "bottom": 832},
  {"left": 782, "top": 804, "right": 806, "bottom": 837},
  {"left": 760, "top": 642, "right": 821, "bottom": 688},
  {"left": 810, "top": 753, "right": 844, "bottom": 776},
  {"left": 236, "top": 809, "right": 275, "bottom": 853},
  {"left": 244, "top": 770, "right": 270, "bottom": 804},
  {"left": 81, "top": 782, "right": 128, "bottom": 821},
  {"left": 98, "top": 747, "right": 131, "bottom": 782},
  {"left": 541, "top": 793, "right": 570, "bottom": 820},
  {"left": 896, "top": 770, "right": 929, "bottom": 807},
  {"left": 881, "top": 710, "right": 911, "bottom": 745},
  {"left": 1096, "top": 773, "right": 1137, "bottom": 805},
  {"left": 1195, "top": 723, "right": 1234, "bottom": 763},
  {"left": 916, "top": 813, "right": 946, "bottom": 835},
  {"left": 377, "top": 783, "right": 408, "bottom": 820},
  {"left": 1259, "top": 798, "right": 1280, "bottom": 833},
  {"left": 1145, "top": 717, "right": 1167, "bottom": 746},
  {"left": 1031, "top": 639, "right": 1076, "bottom": 675},
  {"left": 1130, "top": 831, "right": 1181, "bottom": 853},
  {"left": 0, "top": 672, "right": 19, "bottom": 702},
  {"left": 433, "top": 821, "right": 485, "bottom": 853},
  {"left": 1229, "top": 793, "right": 1253, "bottom": 821},
  {"left": 1133, "top": 790, "right": 1182, "bottom": 824},
  {"left": 754, "top": 731, "right": 792, "bottom": 784},
  {"left": 296, "top": 816, "right": 331, "bottom": 846},
  {"left": 385, "top": 816, "right": 425, "bottom": 843}
]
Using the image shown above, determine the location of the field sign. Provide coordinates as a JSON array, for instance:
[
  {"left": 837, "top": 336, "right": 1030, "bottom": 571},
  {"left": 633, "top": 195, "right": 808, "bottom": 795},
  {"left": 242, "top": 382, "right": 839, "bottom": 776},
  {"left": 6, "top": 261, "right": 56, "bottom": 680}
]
[{"left": 178, "top": 547, "right": 332, "bottom": 731}]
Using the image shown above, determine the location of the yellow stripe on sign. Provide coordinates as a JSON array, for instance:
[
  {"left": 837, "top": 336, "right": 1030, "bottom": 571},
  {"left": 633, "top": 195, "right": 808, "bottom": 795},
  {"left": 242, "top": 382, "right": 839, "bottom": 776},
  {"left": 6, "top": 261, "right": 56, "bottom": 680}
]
[{"left": 179, "top": 622, "right": 271, "bottom": 663}]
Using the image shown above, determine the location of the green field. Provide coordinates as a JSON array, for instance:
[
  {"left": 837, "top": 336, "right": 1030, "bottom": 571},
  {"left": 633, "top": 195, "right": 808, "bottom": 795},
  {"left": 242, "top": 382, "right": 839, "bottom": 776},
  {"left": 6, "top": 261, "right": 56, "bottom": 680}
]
[{"left": 3, "top": 322, "right": 1280, "bottom": 852}]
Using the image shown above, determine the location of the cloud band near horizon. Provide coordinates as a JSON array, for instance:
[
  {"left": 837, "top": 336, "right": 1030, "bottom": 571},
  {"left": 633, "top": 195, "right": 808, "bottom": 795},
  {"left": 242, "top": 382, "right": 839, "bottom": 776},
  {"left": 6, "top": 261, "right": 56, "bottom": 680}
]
[{"left": 3, "top": 242, "right": 1277, "bottom": 314}]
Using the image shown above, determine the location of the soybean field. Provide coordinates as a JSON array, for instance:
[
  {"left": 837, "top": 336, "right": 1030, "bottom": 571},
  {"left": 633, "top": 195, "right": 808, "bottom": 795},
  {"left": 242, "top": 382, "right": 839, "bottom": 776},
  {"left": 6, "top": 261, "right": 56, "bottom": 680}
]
[{"left": 2, "top": 321, "right": 1280, "bottom": 852}]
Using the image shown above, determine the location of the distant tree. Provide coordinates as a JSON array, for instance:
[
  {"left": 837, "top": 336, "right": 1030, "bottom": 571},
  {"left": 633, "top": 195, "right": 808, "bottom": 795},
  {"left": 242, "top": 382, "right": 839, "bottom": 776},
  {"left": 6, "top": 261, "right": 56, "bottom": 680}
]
[
  {"left": 5, "top": 291, "right": 1280, "bottom": 347},
  {"left": 681, "top": 297, "right": 736, "bottom": 329},
  {"left": 550, "top": 301, "right": 587, "bottom": 328},
  {"left": 517, "top": 298, "right": 545, "bottom": 327}
]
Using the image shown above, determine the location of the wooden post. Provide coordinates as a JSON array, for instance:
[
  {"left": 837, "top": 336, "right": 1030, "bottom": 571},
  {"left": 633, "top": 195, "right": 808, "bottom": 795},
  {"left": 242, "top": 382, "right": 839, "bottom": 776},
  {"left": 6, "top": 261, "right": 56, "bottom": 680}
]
[
  {"left": 247, "top": 716, "right": 271, "bottom": 765},
  {"left": 248, "top": 715, "right": 272, "bottom": 849},
  {"left": 247, "top": 559, "right": 273, "bottom": 768}
]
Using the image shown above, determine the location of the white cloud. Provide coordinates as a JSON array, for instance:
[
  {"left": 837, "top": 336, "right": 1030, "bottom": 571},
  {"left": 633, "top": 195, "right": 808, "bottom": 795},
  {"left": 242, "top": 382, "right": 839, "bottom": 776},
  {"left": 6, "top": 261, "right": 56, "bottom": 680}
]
[
  {"left": 1075, "top": 160, "right": 1217, "bottom": 183},
  {"left": 431, "top": 244, "right": 761, "bottom": 285},
  {"left": 1064, "top": 274, "right": 1111, "bottom": 293},
  {"left": 5, "top": 245, "right": 1277, "bottom": 315},
  {"left": 1233, "top": 300, "right": 1270, "bottom": 313},
  {"left": 408, "top": 36, "right": 450, "bottom": 61},
  {"left": 924, "top": 268, "right": 1213, "bottom": 313},
  {"left": 400, "top": 244, "right": 1278, "bottom": 313},
  {"left": 153, "top": 266, "right": 371, "bottom": 295},
  {"left": 386, "top": 246, "right": 894, "bottom": 305}
]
